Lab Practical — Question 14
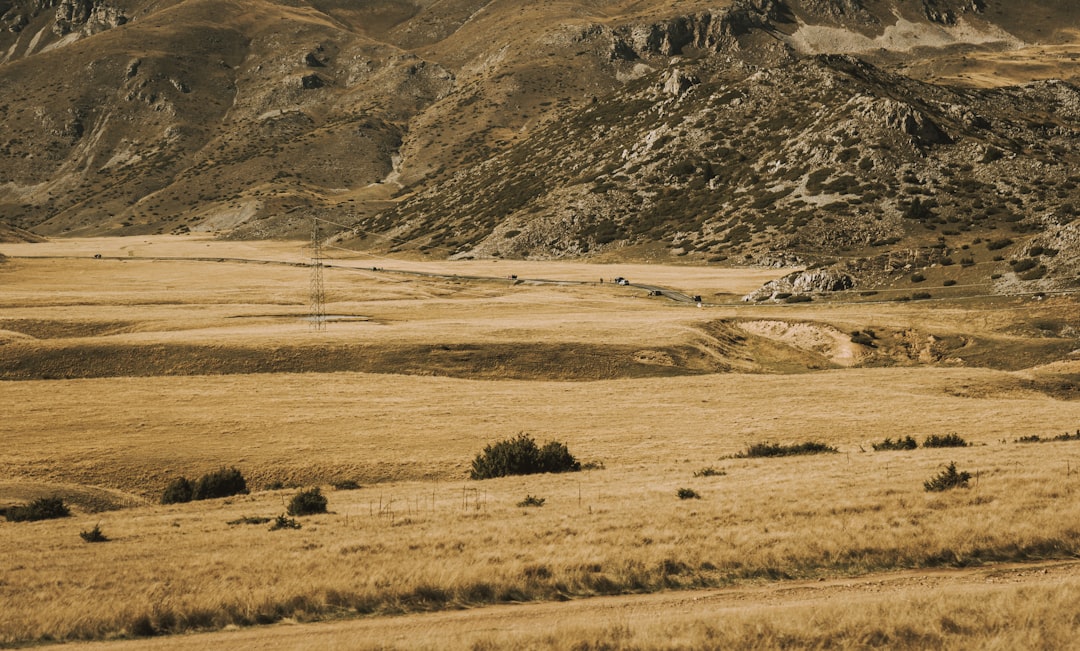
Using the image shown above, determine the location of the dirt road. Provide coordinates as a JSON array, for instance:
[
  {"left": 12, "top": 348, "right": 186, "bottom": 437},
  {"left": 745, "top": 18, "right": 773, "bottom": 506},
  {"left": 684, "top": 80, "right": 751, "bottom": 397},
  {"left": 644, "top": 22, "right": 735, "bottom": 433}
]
[{"left": 51, "top": 560, "right": 1080, "bottom": 650}]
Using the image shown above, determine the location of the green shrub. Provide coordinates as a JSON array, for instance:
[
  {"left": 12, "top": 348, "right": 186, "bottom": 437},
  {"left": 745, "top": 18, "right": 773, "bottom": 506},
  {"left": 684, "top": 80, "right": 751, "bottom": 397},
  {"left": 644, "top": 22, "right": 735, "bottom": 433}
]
[
  {"left": 5, "top": 496, "right": 70, "bottom": 522},
  {"left": 269, "top": 515, "right": 301, "bottom": 530},
  {"left": 331, "top": 480, "right": 361, "bottom": 490},
  {"left": 80, "top": 524, "right": 108, "bottom": 543},
  {"left": 943, "top": 279, "right": 957, "bottom": 287},
  {"left": 677, "top": 488, "right": 701, "bottom": 500},
  {"left": 517, "top": 495, "right": 546, "bottom": 507},
  {"left": 736, "top": 442, "right": 838, "bottom": 458},
  {"left": 872, "top": 436, "right": 918, "bottom": 451},
  {"left": 287, "top": 487, "right": 328, "bottom": 516},
  {"left": 470, "top": 433, "right": 580, "bottom": 479},
  {"left": 538, "top": 440, "right": 579, "bottom": 474},
  {"left": 784, "top": 294, "right": 812, "bottom": 303},
  {"left": 192, "top": 467, "right": 248, "bottom": 500},
  {"left": 923, "top": 433, "right": 968, "bottom": 448},
  {"left": 924, "top": 462, "right": 971, "bottom": 492},
  {"left": 161, "top": 477, "right": 194, "bottom": 504},
  {"left": 911, "top": 272, "right": 926, "bottom": 283}
]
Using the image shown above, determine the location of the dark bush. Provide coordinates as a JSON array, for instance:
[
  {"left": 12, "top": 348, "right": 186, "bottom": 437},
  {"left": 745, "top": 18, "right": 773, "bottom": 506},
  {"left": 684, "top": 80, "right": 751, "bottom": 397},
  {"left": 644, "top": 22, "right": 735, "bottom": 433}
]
[
  {"left": 942, "top": 279, "right": 957, "bottom": 287},
  {"left": 287, "top": 487, "right": 328, "bottom": 516},
  {"left": 872, "top": 436, "right": 918, "bottom": 451},
  {"left": 227, "top": 516, "right": 272, "bottom": 525},
  {"left": 911, "top": 272, "right": 926, "bottom": 283},
  {"left": 924, "top": 462, "right": 972, "bottom": 492},
  {"left": 736, "top": 442, "right": 838, "bottom": 458},
  {"left": 80, "top": 524, "right": 108, "bottom": 543},
  {"left": 911, "top": 292, "right": 932, "bottom": 300},
  {"left": 1011, "top": 258, "right": 1038, "bottom": 273},
  {"left": 784, "top": 294, "right": 812, "bottom": 303},
  {"left": 161, "top": 477, "right": 194, "bottom": 504},
  {"left": 987, "top": 238, "right": 1013, "bottom": 250},
  {"left": 538, "top": 440, "right": 580, "bottom": 474},
  {"left": 193, "top": 467, "right": 248, "bottom": 500},
  {"left": 1020, "top": 265, "right": 1047, "bottom": 281},
  {"left": 923, "top": 433, "right": 969, "bottom": 448},
  {"left": 677, "top": 488, "right": 701, "bottom": 500},
  {"left": 5, "top": 496, "right": 70, "bottom": 522},
  {"left": 269, "top": 515, "right": 301, "bottom": 530},
  {"left": 517, "top": 495, "right": 546, "bottom": 507},
  {"left": 470, "top": 433, "right": 580, "bottom": 479}
]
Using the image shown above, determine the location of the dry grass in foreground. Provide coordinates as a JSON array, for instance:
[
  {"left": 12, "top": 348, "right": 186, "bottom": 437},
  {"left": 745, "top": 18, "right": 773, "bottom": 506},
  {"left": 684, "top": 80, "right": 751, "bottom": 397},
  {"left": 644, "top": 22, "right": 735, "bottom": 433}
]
[
  {"left": 1, "top": 237, "right": 1079, "bottom": 647},
  {"left": 41, "top": 563, "right": 1080, "bottom": 650},
  {"left": 4, "top": 428, "right": 1080, "bottom": 646}
]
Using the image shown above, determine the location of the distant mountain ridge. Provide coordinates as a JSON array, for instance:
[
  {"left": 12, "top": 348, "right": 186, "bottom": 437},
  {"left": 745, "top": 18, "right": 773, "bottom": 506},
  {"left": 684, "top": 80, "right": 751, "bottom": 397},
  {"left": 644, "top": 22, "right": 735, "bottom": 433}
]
[{"left": 1, "top": 0, "right": 1078, "bottom": 291}]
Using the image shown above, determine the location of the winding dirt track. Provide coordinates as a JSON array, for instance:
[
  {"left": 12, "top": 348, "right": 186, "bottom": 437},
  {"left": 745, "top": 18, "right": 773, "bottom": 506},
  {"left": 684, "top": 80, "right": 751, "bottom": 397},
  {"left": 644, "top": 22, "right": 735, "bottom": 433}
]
[{"left": 51, "top": 560, "right": 1080, "bottom": 650}]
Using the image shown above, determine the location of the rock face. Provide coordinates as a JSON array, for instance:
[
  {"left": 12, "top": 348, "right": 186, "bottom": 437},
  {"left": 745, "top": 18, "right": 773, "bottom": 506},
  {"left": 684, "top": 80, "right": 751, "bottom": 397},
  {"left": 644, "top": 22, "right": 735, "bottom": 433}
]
[
  {"left": 743, "top": 270, "right": 856, "bottom": 302},
  {"left": 53, "top": 0, "right": 125, "bottom": 36}
]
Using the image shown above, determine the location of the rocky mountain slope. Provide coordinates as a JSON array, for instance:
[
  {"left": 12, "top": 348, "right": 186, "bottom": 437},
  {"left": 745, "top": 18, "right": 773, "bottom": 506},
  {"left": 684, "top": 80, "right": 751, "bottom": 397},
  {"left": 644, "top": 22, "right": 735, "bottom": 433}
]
[{"left": 1, "top": 0, "right": 1079, "bottom": 292}]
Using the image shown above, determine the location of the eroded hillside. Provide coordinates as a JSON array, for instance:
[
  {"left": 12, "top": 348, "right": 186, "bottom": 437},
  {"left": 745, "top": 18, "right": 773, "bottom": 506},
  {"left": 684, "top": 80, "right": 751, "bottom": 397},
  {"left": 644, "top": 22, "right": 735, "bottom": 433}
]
[{"left": 1, "top": 0, "right": 1079, "bottom": 292}]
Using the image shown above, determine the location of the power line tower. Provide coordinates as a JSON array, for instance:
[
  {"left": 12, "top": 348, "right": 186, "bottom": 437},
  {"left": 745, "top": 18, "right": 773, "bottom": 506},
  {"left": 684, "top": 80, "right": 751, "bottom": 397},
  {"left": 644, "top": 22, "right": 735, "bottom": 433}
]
[{"left": 309, "top": 218, "right": 326, "bottom": 331}]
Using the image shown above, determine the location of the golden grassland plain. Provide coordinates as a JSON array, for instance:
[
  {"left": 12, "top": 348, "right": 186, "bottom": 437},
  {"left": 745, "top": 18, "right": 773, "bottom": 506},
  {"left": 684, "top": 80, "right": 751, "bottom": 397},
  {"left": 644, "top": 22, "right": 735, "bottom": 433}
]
[{"left": 1, "top": 236, "right": 1079, "bottom": 648}]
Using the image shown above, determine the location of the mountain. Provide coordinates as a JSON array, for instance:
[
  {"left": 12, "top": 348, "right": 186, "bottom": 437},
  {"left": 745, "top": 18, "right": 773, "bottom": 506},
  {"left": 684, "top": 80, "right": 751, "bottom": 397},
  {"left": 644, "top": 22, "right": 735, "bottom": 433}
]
[{"left": 1, "top": 0, "right": 1079, "bottom": 291}]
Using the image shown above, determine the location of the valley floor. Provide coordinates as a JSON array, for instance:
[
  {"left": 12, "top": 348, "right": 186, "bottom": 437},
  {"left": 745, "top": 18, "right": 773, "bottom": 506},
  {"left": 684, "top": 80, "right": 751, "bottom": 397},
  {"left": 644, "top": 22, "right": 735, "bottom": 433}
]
[{"left": 1, "top": 236, "right": 1078, "bottom": 648}]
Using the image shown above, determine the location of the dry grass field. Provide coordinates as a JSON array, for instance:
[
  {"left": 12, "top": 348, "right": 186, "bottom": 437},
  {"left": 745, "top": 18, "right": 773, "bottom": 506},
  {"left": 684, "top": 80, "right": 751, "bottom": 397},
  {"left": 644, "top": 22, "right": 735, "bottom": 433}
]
[{"left": 2, "top": 236, "right": 1079, "bottom": 648}]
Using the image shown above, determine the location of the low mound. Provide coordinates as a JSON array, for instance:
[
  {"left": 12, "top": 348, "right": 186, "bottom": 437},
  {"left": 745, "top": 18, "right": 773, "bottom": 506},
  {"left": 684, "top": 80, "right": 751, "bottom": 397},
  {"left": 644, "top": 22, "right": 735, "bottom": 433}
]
[
  {"left": 0, "top": 341, "right": 731, "bottom": 381},
  {"left": 0, "top": 480, "right": 147, "bottom": 514}
]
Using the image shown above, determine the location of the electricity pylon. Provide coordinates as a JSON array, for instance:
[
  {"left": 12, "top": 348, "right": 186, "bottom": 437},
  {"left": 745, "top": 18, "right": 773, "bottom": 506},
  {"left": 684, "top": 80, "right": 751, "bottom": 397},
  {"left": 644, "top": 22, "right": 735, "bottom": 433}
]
[{"left": 310, "top": 218, "right": 326, "bottom": 331}]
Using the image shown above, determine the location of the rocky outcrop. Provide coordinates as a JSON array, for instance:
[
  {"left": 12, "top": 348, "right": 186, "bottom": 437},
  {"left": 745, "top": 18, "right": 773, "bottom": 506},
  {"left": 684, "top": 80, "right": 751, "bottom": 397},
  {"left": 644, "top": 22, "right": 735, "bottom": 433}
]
[
  {"left": 852, "top": 95, "right": 953, "bottom": 146},
  {"left": 743, "top": 269, "right": 856, "bottom": 302},
  {"left": 661, "top": 69, "right": 699, "bottom": 97},
  {"left": 612, "top": 1, "right": 791, "bottom": 58},
  {"left": 53, "top": 0, "right": 125, "bottom": 36}
]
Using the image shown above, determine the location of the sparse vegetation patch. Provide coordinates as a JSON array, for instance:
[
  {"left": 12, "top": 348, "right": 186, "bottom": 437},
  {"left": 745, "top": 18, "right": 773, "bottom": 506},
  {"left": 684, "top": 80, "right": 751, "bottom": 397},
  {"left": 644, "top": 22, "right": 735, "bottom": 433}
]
[
  {"left": 693, "top": 467, "right": 726, "bottom": 477},
  {"left": 1016, "top": 431, "right": 1080, "bottom": 444},
  {"left": 269, "top": 515, "right": 301, "bottom": 530}
]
